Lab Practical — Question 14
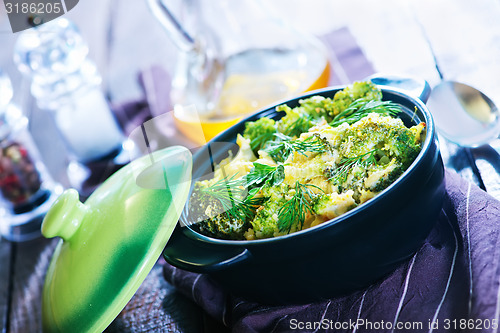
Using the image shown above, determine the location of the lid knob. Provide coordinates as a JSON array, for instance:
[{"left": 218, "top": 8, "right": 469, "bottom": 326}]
[{"left": 42, "top": 189, "right": 88, "bottom": 241}]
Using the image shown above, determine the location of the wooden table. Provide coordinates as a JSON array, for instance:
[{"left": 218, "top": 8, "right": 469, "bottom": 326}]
[{"left": 1, "top": 0, "right": 500, "bottom": 332}]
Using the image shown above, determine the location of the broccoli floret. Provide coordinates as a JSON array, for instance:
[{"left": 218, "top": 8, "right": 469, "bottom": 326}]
[
  {"left": 188, "top": 182, "right": 219, "bottom": 222},
  {"left": 189, "top": 182, "right": 250, "bottom": 240},
  {"left": 329, "top": 81, "right": 382, "bottom": 118},
  {"left": 314, "top": 191, "right": 356, "bottom": 220},
  {"left": 334, "top": 114, "right": 422, "bottom": 194},
  {"left": 367, "top": 162, "right": 405, "bottom": 193},
  {"left": 243, "top": 117, "right": 276, "bottom": 154},
  {"left": 273, "top": 82, "right": 383, "bottom": 125},
  {"left": 277, "top": 95, "right": 340, "bottom": 126},
  {"left": 339, "top": 114, "right": 420, "bottom": 160},
  {"left": 249, "top": 184, "right": 289, "bottom": 239},
  {"left": 198, "top": 213, "right": 250, "bottom": 240},
  {"left": 348, "top": 81, "right": 383, "bottom": 101},
  {"left": 291, "top": 96, "right": 336, "bottom": 122},
  {"left": 276, "top": 104, "right": 315, "bottom": 138},
  {"left": 387, "top": 128, "right": 421, "bottom": 168},
  {"left": 362, "top": 157, "right": 405, "bottom": 193}
]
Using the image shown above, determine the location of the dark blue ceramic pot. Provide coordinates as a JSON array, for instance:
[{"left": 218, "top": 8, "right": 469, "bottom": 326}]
[{"left": 163, "top": 85, "right": 445, "bottom": 304}]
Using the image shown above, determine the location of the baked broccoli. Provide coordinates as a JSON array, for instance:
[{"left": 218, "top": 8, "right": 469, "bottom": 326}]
[
  {"left": 276, "top": 104, "right": 315, "bottom": 138},
  {"left": 276, "top": 81, "right": 384, "bottom": 126},
  {"left": 328, "top": 81, "right": 383, "bottom": 118},
  {"left": 314, "top": 191, "right": 356, "bottom": 220},
  {"left": 364, "top": 159, "right": 405, "bottom": 192},
  {"left": 189, "top": 182, "right": 251, "bottom": 240},
  {"left": 243, "top": 117, "right": 276, "bottom": 154},
  {"left": 339, "top": 113, "right": 422, "bottom": 160},
  {"left": 197, "top": 213, "right": 250, "bottom": 240},
  {"left": 248, "top": 184, "right": 290, "bottom": 239},
  {"left": 329, "top": 113, "right": 424, "bottom": 195}
]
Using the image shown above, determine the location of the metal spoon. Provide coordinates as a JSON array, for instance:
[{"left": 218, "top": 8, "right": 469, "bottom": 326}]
[
  {"left": 426, "top": 81, "right": 500, "bottom": 148},
  {"left": 369, "top": 74, "right": 500, "bottom": 148}
]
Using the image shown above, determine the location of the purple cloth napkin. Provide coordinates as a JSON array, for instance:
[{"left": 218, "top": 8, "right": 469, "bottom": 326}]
[
  {"left": 163, "top": 170, "right": 500, "bottom": 332},
  {"left": 320, "top": 26, "right": 376, "bottom": 86}
]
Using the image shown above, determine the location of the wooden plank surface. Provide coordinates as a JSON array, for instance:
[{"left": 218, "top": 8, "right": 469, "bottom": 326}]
[
  {"left": 8, "top": 238, "right": 57, "bottom": 333},
  {"left": 5, "top": 240, "right": 210, "bottom": 333},
  {"left": 105, "top": 262, "right": 207, "bottom": 333},
  {"left": 0, "top": 240, "right": 12, "bottom": 333},
  {"left": 472, "top": 146, "right": 500, "bottom": 199}
]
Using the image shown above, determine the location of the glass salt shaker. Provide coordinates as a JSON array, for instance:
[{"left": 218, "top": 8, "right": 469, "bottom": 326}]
[
  {"left": 0, "top": 70, "right": 62, "bottom": 242},
  {"left": 13, "top": 18, "right": 132, "bottom": 190}
]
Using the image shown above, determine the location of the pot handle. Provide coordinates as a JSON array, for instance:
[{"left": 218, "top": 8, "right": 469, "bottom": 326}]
[
  {"left": 163, "top": 226, "right": 250, "bottom": 273},
  {"left": 367, "top": 73, "right": 431, "bottom": 103}
]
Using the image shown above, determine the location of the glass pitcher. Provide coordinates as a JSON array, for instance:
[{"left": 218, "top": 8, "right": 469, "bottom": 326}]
[{"left": 147, "top": 0, "right": 330, "bottom": 143}]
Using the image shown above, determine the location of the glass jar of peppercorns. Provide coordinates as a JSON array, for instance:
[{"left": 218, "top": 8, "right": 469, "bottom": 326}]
[{"left": 0, "top": 70, "right": 62, "bottom": 242}]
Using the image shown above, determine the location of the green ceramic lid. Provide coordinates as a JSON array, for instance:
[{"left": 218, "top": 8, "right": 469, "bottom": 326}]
[{"left": 41, "top": 146, "right": 192, "bottom": 333}]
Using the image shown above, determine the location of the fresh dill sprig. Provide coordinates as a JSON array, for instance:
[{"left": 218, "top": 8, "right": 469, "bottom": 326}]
[
  {"left": 264, "top": 133, "right": 329, "bottom": 163},
  {"left": 329, "top": 99, "right": 401, "bottom": 127},
  {"left": 246, "top": 163, "right": 285, "bottom": 189},
  {"left": 277, "top": 181, "right": 322, "bottom": 232},
  {"left": 229, "top": 194, "right": 266, "bottom": 221},
  {"left": 199, "top": 162, "right": 284, "bottom": 222},
  {"left": 329, "top": 149, "right": 379, "bottom": 185},
  {"left": 250, "top": 131, "right": 276, "bottom": 153},
  {"left": 282, "top": 115, "right": 313, "bottom": 138},
  {"left": 198, "top": 175, "right": 253, "bottom": 221},
  {"left": 199, "top": 174, "right": 246, "bottom": 199}
]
